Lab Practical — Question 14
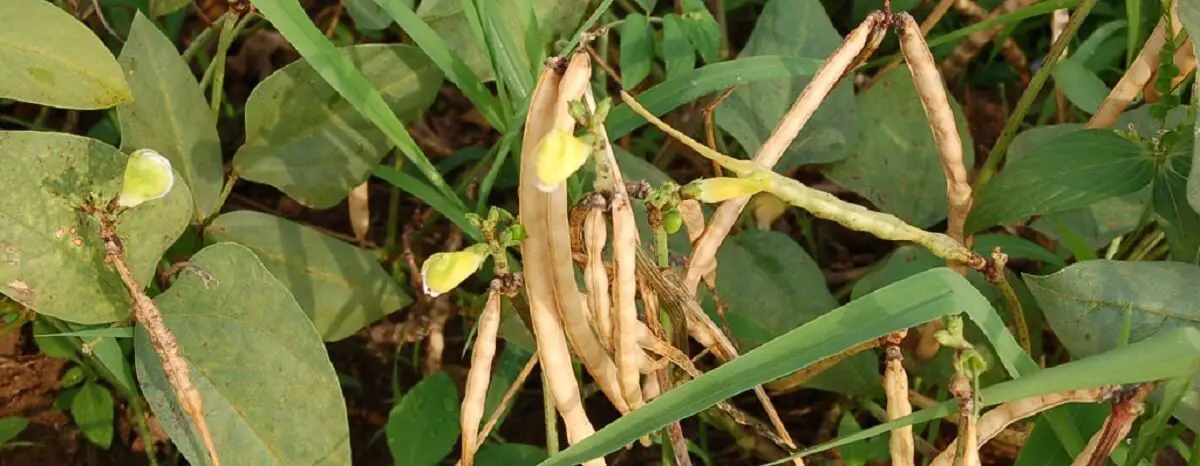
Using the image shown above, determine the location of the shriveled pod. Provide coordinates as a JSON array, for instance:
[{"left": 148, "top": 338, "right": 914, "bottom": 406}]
[
  {"left": 582, "top": 208, "right": 613, "bottom": 348},
  {"left": 460, "top": 290, "right": 503, "bottom": 466}
]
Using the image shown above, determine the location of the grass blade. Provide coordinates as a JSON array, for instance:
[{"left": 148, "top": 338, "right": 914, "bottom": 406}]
[
  {"left": 249, "top": 0, "right": 464, "bottom": 210},
  {"left": 370, "top": 0, "right": 506, "bottom": 131},
  {"left": 373, "top": 165, "right": 479, "bottom": 241},
  {"left": 786, "top": 327, "right": 1200, "bottom": 463},
  {"left": 605, "top": 56, "right": 824, "bottom": 139},
  {"left": 537, "top": 268, "right": 993, "bottom": 466}
]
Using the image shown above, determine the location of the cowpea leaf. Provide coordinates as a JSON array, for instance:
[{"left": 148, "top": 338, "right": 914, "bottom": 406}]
[
  {"left": 968, "top": 129, "right": 1154, "bottom": 233},
  {"left": 1153, "top": 128, "right": 1200, "bottom": 264},
  {"left": 0, "top": 0, "right": 132, "bottom": 109},
  {"left": 118, "top": 13, "right": 224, "bottom": 223},
  {"left": 660, "top": 14, "right": 694, "bottom": 79},
  {"left": 387, "top": 371, "right": 459, "bottom": 466},
  {"left": 0, "top": 131, "right": 192, "bottom": 323},
  {"left": 234, "top": 44, "right": 441, "bottom": 209},
  {"left": 71, "top": 382, "right": 114, "bottom": 448},
  {"left": 824, "top": 65, "right": 973, "bottom": 228},
  {"left": 715, "top": 0, "right": 856, "bottom": 170},
  {"left": 619, "top": 14, "right": 655, "bottom": 90},
  {"left": 135, "top": 242, "right": 350, "bottom": 466},
  {"left": 205, "top": 210, "right": 411, "bottom": 341}
]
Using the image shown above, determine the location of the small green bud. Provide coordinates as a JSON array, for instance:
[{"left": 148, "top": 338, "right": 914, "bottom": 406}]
[
  {"left": 568, "top": 100, "right": 590, "bottom": 126},
  {"left": 62, "top": 366, "right": 85, "bottom": 388},
  {"left": 501, "top": 224, "right": 527, "bottom": 246},
  {"left": 420, "top": 243, "right": 489, "bottom": 297},
  {"left": 662, "top": 209, "right": 682, "bottom": 235},
  {"left": 465, "top": 213, "right": 485, "bottom": 231},
  {"left": 534, "top": 128, "right": 593, "bottom": 193},
  {"left": 593, "top": 98, "right": 612, "bottom": 125},
  {"left": 117, "top": 149, "right": 175, "bottom": 208}
]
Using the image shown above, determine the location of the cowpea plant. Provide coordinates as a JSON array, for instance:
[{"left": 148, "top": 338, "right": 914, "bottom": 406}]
[{"left": 6, "top": 0, "right": 1200, "bottom": 465}]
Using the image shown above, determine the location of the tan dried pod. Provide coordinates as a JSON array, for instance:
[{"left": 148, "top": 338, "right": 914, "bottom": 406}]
[{"left": 460, "top": 291, "right": 502, "bottom": 466}]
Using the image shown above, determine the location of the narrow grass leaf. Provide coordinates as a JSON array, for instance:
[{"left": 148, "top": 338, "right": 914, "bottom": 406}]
[
  {"left": 342, "top": 0, "right": 393, "bottom": 30},
  {"left": 968, "top": 129, "right": 1155, "bottom": 234},
  {"left": 234, "top": 44, "right": 441, "bottom": 209},
  {"left": 0, "top": 131, "right": 192, "bottom": 323},
  {"left": 789, "top": 327, "right": 1200, "bottom": 463},
  {"left": 373, "top": 165, "right": 481, "bottom": 240},
  {"left": 475, "top": 0, "right": 534, "bottom": 103},
  {"left": 387, "top": 371, "right": 460, "bottom": 466},
  {"left": 374, "top": 0, "right": 504, "bottom": 129},
  {"left": 206, "top": 210, "right": 412, "bottom": 341},
  {"left": 537, "top": 268, "right": 994, "bottom": 465},
  {"left": 249, "top": 0, "right": 463, "bottom": 207},
  {"left": 619, "top": 14, "right": 655, "bottom": 90},
  {"left": 135, "top": 242, "right": 350, "bottom": 465},
  {"left": 0, "top": 0, "right": 132, "bottom": 109},
  {"left": 606, "top": 56, "right": 823, "bottom": 138},
  {"left": 118, "top": 13, "right": 224, "bottom": 223}
]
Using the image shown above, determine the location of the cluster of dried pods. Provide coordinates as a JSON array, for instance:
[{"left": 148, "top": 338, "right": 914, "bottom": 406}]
[{"left": 439, "top": 4, "right": 1192, "bottom": 466}]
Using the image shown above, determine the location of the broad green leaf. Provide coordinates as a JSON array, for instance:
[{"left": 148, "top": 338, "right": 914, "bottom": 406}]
[
  {"left": 680, "top": 0, "right": 720, "bottom": 64},
  {"left": 149, "top": 0, "right": 191, "bottom": 17},
  {"left": 1010, "top": 124, "right": 1150, "bottom": 250},
  {"left": 206, "top": 210, "right": 411, "bottom": 341},
  {"left": 1051, "top": 59, "right": 1110, "bottom": 114},
  {"left": 1154, "top": 132, "right": 1200, "bottom": 264},
  {"left": 714, "top": 0, "right": 857, "bottom": 170},
  {"left": 0, "top": 0, "right": 132, "bottom": 109},
  {"left": 234, "top": 44, "right": 440, "bottom": 209},
  {"left": 715, "top": 230, "right": 876, "bottom": 395},
  {"left": 250, "top": 0, "right": 463, "bottom": 212},
  {"left": 0, "top": 417, "right": 28, "bottom": 446},
  {"left": 835, "top": 412, "right": 889, "bottom": 466},
  {"left": 343, "top": 0, "right": 394, "bottom": 30},
  {"left": 823, "top": 65, "right": 973, "bottom": 228},
  {"left": 1026, "top": 260, "right": 1200, "bottom": 359},
  {"left": 606, "top": 56, "right": 823, "bottom": 139},
  {"left": 71, "top": 382, "right": 114, "bottom": 448},
  {"left": 387, "top": 371, "right": 459, "bottom": 466},
  {"left": 660, "top": 14, "right": 694, "bottom": 79},
  {"left": 477, "top": 443, "right": 548, "bottom": 465},
  {"left": 118, "top": 13, "right": 224, "bottom": 222},
  {"left": 134, "top": 242, "right": 350, "bottom": 466},
  {"left": 0, "top": 131, "right": 192, "bottom": 323},
  {"left": 538, "top": 268, "right": 1027, "bottom": 465},
  {"left": 1192, "top": 75, "right": 1200, "bottom": 215},
  {"left": 1026, "top": 260, "right": 1200, "bottom": 431},
  {"left": 619, "top": 14, "right": 655, "bottom": 90},
  {"left": 967, "top": 129, "right": 1154, "bottom": 234}
]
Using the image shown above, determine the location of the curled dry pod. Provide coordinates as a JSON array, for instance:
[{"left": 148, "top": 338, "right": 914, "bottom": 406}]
[
  {"left": 118, "top": 149, "right": 176, "bottom": 208},
  {"left": 420, "top": 244, "right": 489, "bottom": 297}
]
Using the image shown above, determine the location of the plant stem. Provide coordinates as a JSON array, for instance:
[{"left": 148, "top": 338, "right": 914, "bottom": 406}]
[
  {"left": 210, "top": 172, "right": 239, "bottom": 222},
  {"left": 973, "top": 0, "right": 1100, "bottom": 194},
  {"left": 543, "top": 372, "right": 560, "bottom": 455},
  {"left": 385, "top": 154, "right": 405, "bottom": 257},
  {"left": 208, "top": 13, "right": 240, "bottom": 119},
  {"left": 182, "top": 15, "right": 227, "bottom": 63}
]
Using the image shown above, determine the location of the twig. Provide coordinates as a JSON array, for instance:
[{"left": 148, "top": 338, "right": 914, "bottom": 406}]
[
  {"left": 989, "top": 249, "right": 1031, "bottom": 355},
  {"left": 933, "top": 385, "right": 1118, "bottom": 466},
  {"left": 620, "top": 91, "right": 985, "bottom": 269},
  {"left": 91, "top": 202, "right": 219, "bottom": 466},
  {"left": 938, "top": 0, "right": 1037, "bottom": 83},
  {"left": 1071, "top": 383, "right": 1157, "bottom": 466},
  {"left": 882, "top": 332, "right": 914, "bottom": 466},
  {"left": 681, "top": 12, "right": 890, "bottom": 294},
  {"left": 1087, "top": 14, "right": 1175, "bottom": 128}
]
